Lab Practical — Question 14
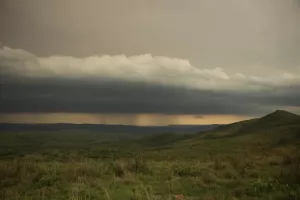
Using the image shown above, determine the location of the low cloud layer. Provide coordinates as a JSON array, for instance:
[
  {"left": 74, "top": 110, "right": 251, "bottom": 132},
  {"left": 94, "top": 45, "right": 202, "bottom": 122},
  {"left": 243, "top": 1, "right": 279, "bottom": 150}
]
[{"left": 1, "top": 47, "right": 300, "bottom": 115}]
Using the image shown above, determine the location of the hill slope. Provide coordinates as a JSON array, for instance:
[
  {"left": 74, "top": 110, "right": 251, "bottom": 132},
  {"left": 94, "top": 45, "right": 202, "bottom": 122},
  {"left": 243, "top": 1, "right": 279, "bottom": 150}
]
[
  {"left": 199, "top": 110, "right": 300, "bottom": 139},
  {"left": 1, "top": 110, "right": 300, "bottom": 199}
]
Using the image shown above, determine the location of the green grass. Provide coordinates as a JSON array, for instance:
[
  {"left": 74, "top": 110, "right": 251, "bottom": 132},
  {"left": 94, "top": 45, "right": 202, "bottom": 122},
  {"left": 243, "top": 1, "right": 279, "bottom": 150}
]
[{"left": 1, "top": 111, "right": 300, "bottom": 199}]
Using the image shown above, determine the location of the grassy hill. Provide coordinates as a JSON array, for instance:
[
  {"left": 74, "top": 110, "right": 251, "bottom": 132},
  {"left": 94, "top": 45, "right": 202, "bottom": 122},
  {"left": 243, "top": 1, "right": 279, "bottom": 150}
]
[
  {"left": 198, "top": 110, "right": 300, "bottom": 139},
  {"left": 0, "top": 110, "right": 300, "bottom": 199}
]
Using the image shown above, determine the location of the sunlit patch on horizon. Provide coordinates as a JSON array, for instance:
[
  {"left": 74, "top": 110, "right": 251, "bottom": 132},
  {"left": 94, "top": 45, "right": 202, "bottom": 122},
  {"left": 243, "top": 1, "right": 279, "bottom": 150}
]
[{"left": 0, "top": 113, "right": 254, "bottom": 126}]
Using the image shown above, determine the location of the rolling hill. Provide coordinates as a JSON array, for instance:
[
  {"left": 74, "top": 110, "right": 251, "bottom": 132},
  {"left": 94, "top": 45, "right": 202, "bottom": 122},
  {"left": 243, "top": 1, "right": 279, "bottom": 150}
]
[
  {"left": 197, "top": 110, "right": 300, "bottom": 139},
  {"left": 0, "top": 110, "right": 300, "bottom": 199}
]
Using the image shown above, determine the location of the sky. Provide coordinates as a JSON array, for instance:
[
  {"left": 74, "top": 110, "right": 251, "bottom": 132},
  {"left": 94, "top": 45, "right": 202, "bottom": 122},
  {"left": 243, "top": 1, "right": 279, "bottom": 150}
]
[{"left": 0, "top": 0, "right": 300, "bottom": 125}]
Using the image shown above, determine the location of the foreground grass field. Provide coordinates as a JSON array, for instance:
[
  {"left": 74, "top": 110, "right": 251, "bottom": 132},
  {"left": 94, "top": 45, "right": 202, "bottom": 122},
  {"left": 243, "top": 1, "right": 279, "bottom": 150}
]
[{"left": 0, "top": 111, "right": 300, "bottom": 199}]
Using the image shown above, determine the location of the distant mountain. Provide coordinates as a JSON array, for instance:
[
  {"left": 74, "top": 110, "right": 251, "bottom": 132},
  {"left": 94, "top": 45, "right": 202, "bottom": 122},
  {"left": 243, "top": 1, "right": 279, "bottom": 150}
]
[
  {"left": 199, "top": 110, "right": 300, "bottom": 139},
  {"left": 0, "top": 123, "right": 219, "bottom": 135}
]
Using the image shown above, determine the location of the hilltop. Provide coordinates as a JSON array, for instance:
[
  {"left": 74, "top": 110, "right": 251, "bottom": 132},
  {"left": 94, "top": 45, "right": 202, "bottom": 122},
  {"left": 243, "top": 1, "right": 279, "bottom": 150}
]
[{"left": 196, "top": 110, "right": 300, "bottom": 139}]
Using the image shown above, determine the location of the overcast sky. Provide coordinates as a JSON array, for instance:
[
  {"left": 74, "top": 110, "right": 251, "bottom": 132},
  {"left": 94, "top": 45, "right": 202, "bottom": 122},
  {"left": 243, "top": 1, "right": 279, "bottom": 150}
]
[{"left": 0, "top": 0, "right": 300, "bottom": 125}]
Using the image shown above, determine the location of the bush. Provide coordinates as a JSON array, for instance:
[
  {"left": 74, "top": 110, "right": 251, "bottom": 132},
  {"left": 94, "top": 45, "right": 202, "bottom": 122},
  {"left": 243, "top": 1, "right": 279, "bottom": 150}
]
[
  {"left": 248, "top": 179, "right": 276, "bottom": 196},
  {"left": 173, "top": 165, "right": 203, "bottom": 177},
  {"left": 128, "top": 156, "right": 151, "bottom": 174},
  {"left": 111, "top": 157, "right": 151, "bottom": 178},
  {"left": 112, "top": 160, "right": 126, "bottom": 177}
]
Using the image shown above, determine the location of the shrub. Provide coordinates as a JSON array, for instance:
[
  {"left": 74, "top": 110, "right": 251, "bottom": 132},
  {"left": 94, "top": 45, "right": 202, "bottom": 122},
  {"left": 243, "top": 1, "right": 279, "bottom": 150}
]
[
  {"left": 248, "top": 179, "right": 276, "bottom": 196},
  {"left": 173, "top": 165, "right": 203, "bottom": 177},
  {"left": 112, "top": 160, "right": 126, "bottom": 178},
  {"left": 128, "top": 156, "right": 151, "bottom": 174}
]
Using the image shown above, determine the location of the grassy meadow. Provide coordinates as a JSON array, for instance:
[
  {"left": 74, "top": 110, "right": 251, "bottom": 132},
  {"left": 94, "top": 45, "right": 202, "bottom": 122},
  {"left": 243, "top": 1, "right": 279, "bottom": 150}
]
[{"left": 1, "top": 111, "right": 300, "bottom": 200}]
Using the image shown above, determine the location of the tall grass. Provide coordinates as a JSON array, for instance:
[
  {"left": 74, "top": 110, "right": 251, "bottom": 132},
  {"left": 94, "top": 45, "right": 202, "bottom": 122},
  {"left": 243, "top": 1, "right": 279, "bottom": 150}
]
[{"left": 1, "top": 128, "right": 300, "bottom": 199}]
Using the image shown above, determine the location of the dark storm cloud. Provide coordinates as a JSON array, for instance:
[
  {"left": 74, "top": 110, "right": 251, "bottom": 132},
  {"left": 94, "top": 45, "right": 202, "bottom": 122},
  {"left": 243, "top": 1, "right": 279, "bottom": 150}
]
[
  {"left": 1, "top": 77, "right": 299, "bottom": 115},
  {"left": 0, "top": 78, "right": 256, "bottom": 114},
  {"left": 1, "top": 46, "right": 300, "bottom": 116}
]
